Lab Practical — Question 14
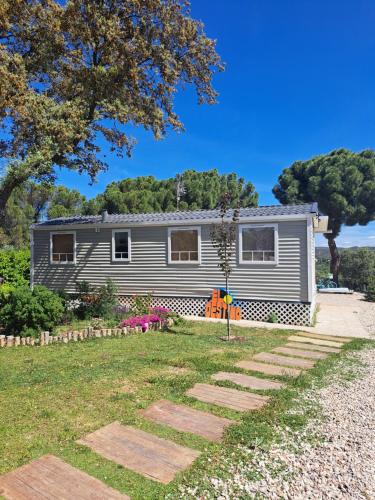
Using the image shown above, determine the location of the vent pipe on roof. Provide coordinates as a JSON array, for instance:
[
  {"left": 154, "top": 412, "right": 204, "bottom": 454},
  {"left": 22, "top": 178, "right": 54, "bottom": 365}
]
[{"left": 101, "top": 210, "right": 109, "bottom": 222}]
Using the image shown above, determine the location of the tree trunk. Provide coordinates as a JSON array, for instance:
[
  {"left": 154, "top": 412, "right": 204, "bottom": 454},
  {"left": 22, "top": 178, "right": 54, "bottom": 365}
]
[
  {"left": 327, "top": 236, "right": 341, "bottom": 285},
  {"left": 225, "top": 274, "right": 230, "bottom": 341}
]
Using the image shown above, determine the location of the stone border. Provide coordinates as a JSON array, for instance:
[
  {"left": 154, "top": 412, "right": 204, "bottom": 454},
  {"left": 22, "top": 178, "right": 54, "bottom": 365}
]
[{"left": 0, "top": 321, "right": 167, "bottom": 349}]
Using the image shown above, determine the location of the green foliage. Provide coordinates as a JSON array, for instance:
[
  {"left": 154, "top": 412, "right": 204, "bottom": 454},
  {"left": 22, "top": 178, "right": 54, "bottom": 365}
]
[
  {"left": 340, "top": 248, "right": 375, "bottom": 291},
  {"left": 365, "top": 276, "right": 375, "bottom": 302},
  {"left": 0, "top": 248, "right": 30, "bottom": 286},
  {"left": 47, "top": 186, "right": 86, "bottom": 219},
  {"left": 315, "top": 259, "right": 331, "bottom": 282},
  {"left": 85, "top": 170, "right": 258, "bottom": 215},
  {"left": 0, "top": 0, "right": 222, "bottom": 218},
  {"left": 0, "top": 285, "right": 64, "bottom": 336},
  {"left": 0, "top": 283, "right": 16, "bottom": 307},
  {"left": 0, "top": 182, "right": 52, "bottom": 247},
  {"left": 74, "top": 279, "right": 119, "bottom": 320},
  {"left": 132, "top": 293, "right": 154, "bottom": 316},
  {"left": 273, "top": 149, "right": 375, "bottom": 239},
  {"left": 267, "top": 312, "right": 279, "bottom": 323}
]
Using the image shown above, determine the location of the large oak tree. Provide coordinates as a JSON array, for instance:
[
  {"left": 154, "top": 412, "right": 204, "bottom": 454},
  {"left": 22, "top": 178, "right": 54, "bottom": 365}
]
[
  {"left": 273, "top": 149, "right": 375, "bottom": 284},
  {"left": 0, "top": 0, "right": 223, "bottom": 223}
]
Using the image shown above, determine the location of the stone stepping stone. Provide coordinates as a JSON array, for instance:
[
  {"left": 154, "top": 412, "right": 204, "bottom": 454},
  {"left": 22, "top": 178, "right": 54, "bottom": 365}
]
[
  {"left": 212, "top": 371, "right": 285, "bottom": 390},
  {"left": 273, "top": 346, "right": 328, "bottom": 360},
  {"left": 0, "top": 454, "right": 128, "bottom": 499},
  {"left": 236, "top": 360, "right": 301, "bottom": 378},
  {"left": 253, "top": 352, "right": 315, "bottom": 369},
  {"left": 288, "top": 335, "right": 343, "bottom": 348},
  {"left": 286, "top": 342, "right": 341, "bottom": 354},
  {"left": 140, "top": 400, "right": 234, "bottom": 442},
  {"left": 186, "top": 383, "right": 269, "bottom": 412},
  {"left": 294, "top": 332, "right": 352, "bottom": 343},
  {"left": 78, "top": 422, "right": 200, "bottom": 484}
]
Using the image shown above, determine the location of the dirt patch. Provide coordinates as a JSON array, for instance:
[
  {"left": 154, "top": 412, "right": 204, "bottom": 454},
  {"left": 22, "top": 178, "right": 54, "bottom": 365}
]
[
  {"left": 210, "top": 348, "right": 226, "bottom": 354},
  {"left": 166, "top": 366, "right": 192, "bottom": 375},
  {"left": 119, "top": 383, "right": 135, "bottom": 394}
]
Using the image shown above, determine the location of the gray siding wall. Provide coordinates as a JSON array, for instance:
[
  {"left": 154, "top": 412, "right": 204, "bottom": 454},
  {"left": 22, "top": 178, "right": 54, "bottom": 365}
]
[{"left": 33, "top": 220, "right": 309, "bottom": 302}]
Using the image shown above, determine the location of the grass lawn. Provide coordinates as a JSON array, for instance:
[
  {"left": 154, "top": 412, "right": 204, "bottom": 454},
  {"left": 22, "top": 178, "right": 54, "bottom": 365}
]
[{"left": 0, "top": 320, "right": 371, "bottom": 499}]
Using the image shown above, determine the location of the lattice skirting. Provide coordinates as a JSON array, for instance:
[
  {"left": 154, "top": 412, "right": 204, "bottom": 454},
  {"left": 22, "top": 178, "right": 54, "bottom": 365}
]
[{"left": 118, "top": 295, "right": 313, "bottom": 326}]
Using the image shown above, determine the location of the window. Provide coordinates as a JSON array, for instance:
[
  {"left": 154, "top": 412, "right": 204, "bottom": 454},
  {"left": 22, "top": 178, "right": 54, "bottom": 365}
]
[
  {"left": 112, "top": 229, "right": 131, "bottom": 261},
  {"left": 239, "top": 224, "right": 278, "bottom": 264},
  {"left": 50, "top": 232, "right": 75, "bottom": 264},
  {"left": 168, "top": 227, "right": 201, "bottom": 264}
]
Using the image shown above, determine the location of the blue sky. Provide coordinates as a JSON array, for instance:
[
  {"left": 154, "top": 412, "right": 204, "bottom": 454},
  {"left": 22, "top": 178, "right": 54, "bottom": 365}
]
[{"left": 58, "top": 0, "right": 375, "bottom": 248}]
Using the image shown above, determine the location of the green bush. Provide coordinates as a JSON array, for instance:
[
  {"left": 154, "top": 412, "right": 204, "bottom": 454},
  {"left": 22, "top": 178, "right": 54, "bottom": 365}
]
[
  {"left": 132, "top": 293, "right": 153, "bottom": 316},
  {"left": 0, "top": 283, "right": 16, "bottom": 307},
  {"left": 365, "top": 277, "right": 375, "bottom": 302},
  {"left": 74, "top": 279, "right": 119, "bottom": 319},
  {"left": 340, "top": 248, "right": 375, "bottom": 291},
  {"left": 0, "top": 248, "right": 30, "bottom": 286},
  {"left": 0, "top": 285, "right": 64, "bottom": 336}
]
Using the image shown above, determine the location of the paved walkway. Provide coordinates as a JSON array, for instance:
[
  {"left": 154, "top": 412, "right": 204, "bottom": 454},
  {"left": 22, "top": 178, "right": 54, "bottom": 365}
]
[{"left": 184, "top": 292, "right": 374, "bottom": 339}]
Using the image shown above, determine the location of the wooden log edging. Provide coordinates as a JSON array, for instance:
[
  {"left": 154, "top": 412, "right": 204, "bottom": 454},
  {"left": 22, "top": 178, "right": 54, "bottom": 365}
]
[{"left": 0, "top": 320, "right": 169, "bottom": 349}]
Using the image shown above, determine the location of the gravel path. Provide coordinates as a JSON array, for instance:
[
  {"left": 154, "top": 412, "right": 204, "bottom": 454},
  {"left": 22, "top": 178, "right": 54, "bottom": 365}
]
[
  {"left": 358, "top": 295, "right": 375, "bottom": 336},
  {"left": 178, "top": 347, "right": 375, "bottom": 499}
]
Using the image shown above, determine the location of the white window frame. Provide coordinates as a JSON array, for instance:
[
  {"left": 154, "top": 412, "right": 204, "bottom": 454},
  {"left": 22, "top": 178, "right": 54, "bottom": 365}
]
[
  {"left": 112, "top": 229, "right": 131, "bottom": 262},
  {"left": 168, "top": 226, "right": 201, "bottom": 265},
  {"left": 50, "top": 231, "right": 76, "bottom": 265},
  {"left": 239, "top": 223, "right": 278, "bottom": 265}
]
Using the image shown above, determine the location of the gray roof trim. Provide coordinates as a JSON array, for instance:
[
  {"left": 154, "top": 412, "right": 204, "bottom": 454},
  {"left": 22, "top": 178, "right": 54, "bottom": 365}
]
[{"left": 32, "top": 203, "right": 318, "bottom": 229}]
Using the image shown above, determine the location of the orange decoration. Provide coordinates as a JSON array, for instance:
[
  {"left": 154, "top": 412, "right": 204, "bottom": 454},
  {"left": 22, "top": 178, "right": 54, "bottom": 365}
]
[{"left": 205, "top": 289, "right": 241, "bottom": 320}]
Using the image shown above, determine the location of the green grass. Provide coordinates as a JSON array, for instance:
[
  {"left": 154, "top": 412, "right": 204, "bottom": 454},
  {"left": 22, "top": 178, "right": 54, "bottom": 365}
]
[{"left": 0, "top": 320, "right": 372, "bottom": 499}]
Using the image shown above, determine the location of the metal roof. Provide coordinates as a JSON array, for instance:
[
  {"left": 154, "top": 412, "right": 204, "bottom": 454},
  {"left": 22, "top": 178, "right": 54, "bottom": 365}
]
[{"left": 33, "top": 203, "right": 318, "bottom": 227}]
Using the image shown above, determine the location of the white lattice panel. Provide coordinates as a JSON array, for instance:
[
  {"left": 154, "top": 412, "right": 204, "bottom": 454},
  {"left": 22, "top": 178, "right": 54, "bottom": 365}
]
[{"left": 118, "top": 295, "right": 312, "bottom": 326}]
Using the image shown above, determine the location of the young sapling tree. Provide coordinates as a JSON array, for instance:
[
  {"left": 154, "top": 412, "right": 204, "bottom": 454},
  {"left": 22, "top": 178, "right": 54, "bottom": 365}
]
[{"left": 210, "top": 192, "right": 240, "bottom": 340}]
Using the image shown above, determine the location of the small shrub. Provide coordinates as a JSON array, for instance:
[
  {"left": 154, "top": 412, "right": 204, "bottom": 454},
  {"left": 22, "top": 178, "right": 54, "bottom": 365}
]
[
  {"left": 74, "top": 279, "right": 119, "bottom": 319},
  {"left": 132, "top": 293, "right": 153, "bottom": 316},
  {"left": 267, "top": 311, "right": 279, "bottom": 323},
  {"left": 96, "top": 279, "right": 118, "bottom": 318},
  {"left": 365, "top": 276, "right": 375, "bottom": 302},
  {"left": 0, "top": 285, "right": 64, "bottom": 336}
]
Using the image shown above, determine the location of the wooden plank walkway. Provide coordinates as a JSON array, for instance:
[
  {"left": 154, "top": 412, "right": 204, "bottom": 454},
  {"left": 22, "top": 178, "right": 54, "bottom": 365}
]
[
  {"left": 286, "top": 341, "right": 341, "bottom": 353},
  {"left": 288, "top": 335, "right": 344, "bottom": 348},
  {"left": 0, "top": 455, "right": 128, "bottom": 500},
  {"left": 78, "top": 422, "right": 200, "bottom": 484},
  {"left": 140, "top": 400, "right": 234, "bottom": 442},
  {"left": 293, "top": 332, "right": 352, "bottom": 343},
  {"left": 236, "top": 360, "right": 301, "bottom": 378},
  {"left": 253, "top": 352, "right": 315, "bottom": 369},
  {"left": 212, "top": 371, "right": 285, "bottom": 390},
  {"left": 186, "top": 383, "right": 269, "bottom": 412},
  {"left": 273, "top": 346, "right": 328, "bottom": 360}
]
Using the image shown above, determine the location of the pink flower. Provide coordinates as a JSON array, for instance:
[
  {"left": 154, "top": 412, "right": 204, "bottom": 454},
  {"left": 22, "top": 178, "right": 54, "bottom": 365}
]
[{"left": 121, "top": 313, "right": 164, "bottom": 329}]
